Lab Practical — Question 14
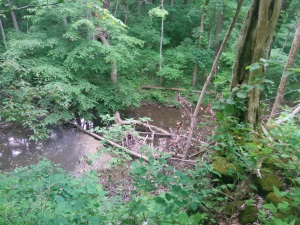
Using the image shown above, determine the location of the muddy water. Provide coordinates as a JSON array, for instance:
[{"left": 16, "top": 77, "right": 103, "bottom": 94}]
[
  {"left": 0, "top": 105, "right": 187, "bottom": 173},
  {"left": 123, "top": 105, "right": 183, "bottom": 131},
  {"left": 0, "top": 125, "right": 100, "bottom": 172}
]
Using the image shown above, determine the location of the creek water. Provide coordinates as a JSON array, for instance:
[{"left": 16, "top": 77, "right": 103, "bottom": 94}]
[
  {"left": 0, "top": 125, "right": 100, "bottom": 172},
  {"left": 0, "top": 105, "right": 184, "bottom": 173}
]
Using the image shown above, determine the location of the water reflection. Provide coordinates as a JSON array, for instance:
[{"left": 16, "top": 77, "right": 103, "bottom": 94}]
[{"left": 0, "top": 125, "right": 100, "bottom": 172}]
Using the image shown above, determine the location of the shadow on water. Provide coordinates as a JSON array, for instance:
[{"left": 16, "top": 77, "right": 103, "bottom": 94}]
[{"left": 0, "top": 125, "right": 100, "bottom": 172}]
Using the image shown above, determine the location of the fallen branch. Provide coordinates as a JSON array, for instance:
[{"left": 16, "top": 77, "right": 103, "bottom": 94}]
[
  {"left": 68, "top": 122, "right": 149, "bottom": 162},
  {"left": 188, "top": 141, "right": 214, "bottom": 159},
  {"left": 169, "top": 158, "right": 197, "bottom": 163},
  {"left": 276, "top": 104, "right": 300, "bottom": 125},
  {"left": 120, "top": 120, "right": 171, "bottom": 136},
  {"left": 142, "top": 86, "right": 201, "bottom": 93}
]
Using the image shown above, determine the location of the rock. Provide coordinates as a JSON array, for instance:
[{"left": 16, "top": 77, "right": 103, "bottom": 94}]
[
  {"left": 266, "top": 192, "right": 290, "bottom": 205},
  {"left": 239, "top": 205, "right": 258, "bottom": 224},
  {"left": 255, "top": 169, "right": 283, "bottom": 194},
  {"left": 212, "top": 156, "right": 238, "bottom": 177}
]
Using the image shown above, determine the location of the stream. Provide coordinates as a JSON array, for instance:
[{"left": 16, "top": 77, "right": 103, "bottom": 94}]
[{"left": 0, "top": 105, "right": 184, "bottom": 173}]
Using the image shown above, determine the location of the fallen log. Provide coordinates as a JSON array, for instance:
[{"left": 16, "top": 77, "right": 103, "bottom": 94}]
[
  {"left": 276, "top": 104, "right": 300, "bottom": 125},
  {"left": 68, "top": 122, "right": 149, "bottom": 162},
  {"left": 119, "top": 120, "right": 171, "bottom": 136},
  {"left": 142, "top": 86, "right": 201, "bottom": 93}
]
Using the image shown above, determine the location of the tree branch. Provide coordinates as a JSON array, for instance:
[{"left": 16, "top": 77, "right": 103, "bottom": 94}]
[{"left": 67, "top": 122, "right": 149, "bottom": 162}]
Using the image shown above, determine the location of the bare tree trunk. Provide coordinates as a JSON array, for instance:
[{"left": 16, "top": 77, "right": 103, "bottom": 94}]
[
  {"left": 114, "top": 0, "right": 119, "bottom": 16},
  {"left": 192, "top": 0, "right": 209, "bottom": 87},
  {"left": 8, "top": 0, "right": 19, "bottom": 31},
  {"left": 103, "top": 0, "right": 110, "bottom": 9},
  {"left": 231, "top": 0, "right": 282, "bottom": 127},
  {"left": 0, "top": 19, "right": 7, "bottom": 48},
  {"left": 268, "top": 17, "right": 300, "bottom": 123},
  {"left": 169, "top": 0, "right": 174, "bottom": 6},
  {"left": 159, "top": 0, "right": 165, "bottom": 85},
  {"left": 63, "top": 16, "right": 68, "bottom": 26},
  {"left": 277, "top": 20, "right": 297, "bottom": 62},
  {"left": 207, "top": 6, "right": 216, "bottom": 50},
  {"left": 183, "top": 0, "right": 244, "bottom": 159},
  {"left": 213, "top": 9, "right": 223, "bottom": 56}
]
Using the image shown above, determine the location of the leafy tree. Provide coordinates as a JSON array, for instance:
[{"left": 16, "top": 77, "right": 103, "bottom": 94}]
[{"left": 0, "top": 0, "right": 143, "bottom": 139}]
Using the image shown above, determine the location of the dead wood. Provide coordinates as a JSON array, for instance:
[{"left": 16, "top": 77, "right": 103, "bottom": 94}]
[
  {"left": 119, "top": 120, "right": 171, "bottom": 136},
  {"left": 142, "top": 86, "right": 201, "bottom": 93},
  {"left": 67, "top": 122, "right": 149, "bottom": 162},
  {"left": 188, "top": 141, "right": 214, "bottom": 159},
  {"left": 275, "top": 104, "right": 300, "bottom": 125}
]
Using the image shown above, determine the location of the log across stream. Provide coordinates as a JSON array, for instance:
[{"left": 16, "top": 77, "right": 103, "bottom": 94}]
[{"left": 0, "top": 104, "right": 213, "bottom": 172}]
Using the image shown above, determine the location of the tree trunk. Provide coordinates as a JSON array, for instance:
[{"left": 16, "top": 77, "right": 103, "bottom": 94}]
[
  {"left": 159, "top": 0, "right": 165, "bottom": 85},
  {"left": 192, "top": 0, "right": 209, "bottom": 87},
  {"left": 0, "top": 19, "right": 7, "bottom": 48},
  {"left": 8, "top": 0, "right": 19, "bottom": 31},
  {"left": 183, "top": 0, "right": 244, "bottom": 159},
  {"left": 207, "top": 6, "right": 216, "bottom": 50},
  {"left": 213, "top": 9, "right": 223, "bottom": 56},
  {"left": 103, "top": 0, "right": 110, "bottom": 9},
  {"left": 231, "top": 0, "right": 282, "bottom": 127},
  {"left": 268, "top": 17, "right": 300, "bottom": 123}
]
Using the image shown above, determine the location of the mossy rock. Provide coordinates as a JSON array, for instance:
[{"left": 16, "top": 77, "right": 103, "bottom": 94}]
[
  {"left": 266, "top": 192, "right": 290, "bottom": 205},
  {"left": 255, "top": 169, "right": 283, "bottom": 194},
  {"left": 225, "top": 201, "right": 244, "bottom": 215},
  {"left": 239, "top": 205, "right": 258, "bottom": 224},
  {"left": 263, "top": 157, "right": 285, "bottom": 170},
  {"left": 212, "top": 156, "right": 238, "bottom": 177}
]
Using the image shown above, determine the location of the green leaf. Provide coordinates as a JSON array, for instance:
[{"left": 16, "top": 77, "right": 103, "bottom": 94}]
[
  {"left": 256, "top": 84, "right": 265, "bottom": 91},
  {"left": 165, "top": 193, "right": 172, "bottom": 201},
  {"left": 263, "top": 79, "right": 274, "bottom": 84},
  {"left": 278, "top": 202, "right": 290, "bottom": 213},
  {"left": 190, "top": 202, "right": 198, "bottom": 211},
  {"left": 247, "top": 62, "right": 261, "bottom": 71},
  {"left": 273, "top": 185, "right": 281, "bottom": 197},
  {"left": 178, "top": 212, "right": 189, "bottom": 224},
  {"left": 226, "top": 98, "right": 236, "bottom": 105},
  {"left": 263, "top": 203, "right": 277, "bottom": 214},
  {"left": 190, "top": 212, "right": 204, "bottom": 224},
  {"left": 236, "top": 91, "right": 248, "bottom": 98},
  {"left": 172, "top": 185, "right": 182, "bottom": 194},
  {"left": 232, "top": 87, "right": 239, "bottom": 92},
  {"left": 155, "top": 196, "right": 166, "bottom": 205}
]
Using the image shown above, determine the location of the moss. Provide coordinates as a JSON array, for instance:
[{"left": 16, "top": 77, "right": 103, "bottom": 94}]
[
  {"left": 263, "top": 157, "right": 285, "bottom": 170},
  {"left": 256, "top": 169, "right": 283, "bottom": 194},
  {"left": 225, "top": 201, "right": 244, "bottom": 215},
  {"left": 266, "top": 192, "right": 290, "bottom": 205},
  {"left": 239, "top": 206, "right": 258, "bottom": 224},
  {"left": 212, "top": 156, "right": 237, "bottom": 177}
]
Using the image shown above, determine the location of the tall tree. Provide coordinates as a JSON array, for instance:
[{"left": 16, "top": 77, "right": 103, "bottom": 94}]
[
  {"left": 0, "top": 18, "right": 7, "bottom": 48},
  {"left": 191, "top": 0, "right": 209, "bottom": 87},
  {"left": 7, "top": 0, "right": 19, "bottom": 31},
  {"left": 230, "top": 0, "right": 282, "bottom": 127},
  {"left": 183, "top": 0, "right": 244, "bottom": 159},
  {"left": 213, "top": 8, "right": 223, "bottom": 56},
  {"left": 268, "top": 17, "right": 300, "bottom": 123}
]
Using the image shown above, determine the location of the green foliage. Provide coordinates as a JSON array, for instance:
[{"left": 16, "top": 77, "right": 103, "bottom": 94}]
[
  {"left": 127, "top": 156, "right": 222, "bottom": 224},
  {"left": 259, "top": 185, "right": 300, "bottom": 225},
  {"left": 0, "top": 0, "right": 143, "bottom": 139},
  {"left": 0, "top": 159, "right": 107, "bottom": 225}
]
